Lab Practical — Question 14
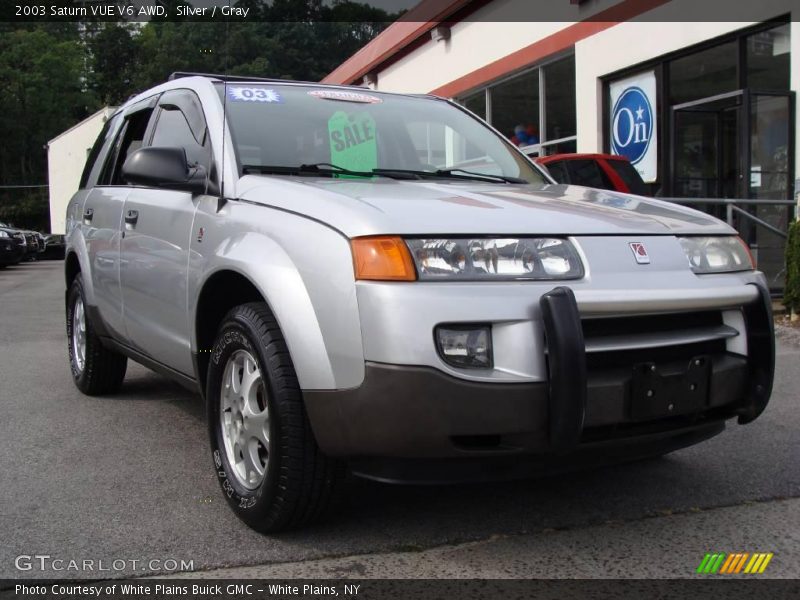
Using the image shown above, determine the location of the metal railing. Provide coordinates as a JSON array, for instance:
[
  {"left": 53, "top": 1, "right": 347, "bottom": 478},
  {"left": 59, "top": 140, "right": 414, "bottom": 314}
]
[
  {"left": 660, "top": 197, "right": 797, "bottom": 239},
  {"left": 660, "top": 197, "right": 797, "bottom": 294}
]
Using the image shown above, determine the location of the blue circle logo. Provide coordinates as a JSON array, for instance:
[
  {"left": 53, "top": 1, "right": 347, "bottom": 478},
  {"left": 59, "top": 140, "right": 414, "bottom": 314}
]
[{"left": 611, "top": 86, "right": 653, "bottom": 165}]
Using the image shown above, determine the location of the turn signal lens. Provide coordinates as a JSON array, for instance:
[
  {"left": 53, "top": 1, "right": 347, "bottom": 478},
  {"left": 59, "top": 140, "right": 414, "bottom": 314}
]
[{"left": 351, "top": 236, "right": 417, "bottom": 281}]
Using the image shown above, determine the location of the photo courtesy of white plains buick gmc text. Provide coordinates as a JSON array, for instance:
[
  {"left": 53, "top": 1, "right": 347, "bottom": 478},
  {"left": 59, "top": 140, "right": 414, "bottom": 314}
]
[{"left": 63, "top": 73, "right": 775, "bottom": 531}]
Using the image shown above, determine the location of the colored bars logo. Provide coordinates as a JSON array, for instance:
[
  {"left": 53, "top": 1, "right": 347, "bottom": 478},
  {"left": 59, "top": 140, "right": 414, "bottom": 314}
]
[{"left": 696, "top": 552, "right": 774, "bottom": 574}]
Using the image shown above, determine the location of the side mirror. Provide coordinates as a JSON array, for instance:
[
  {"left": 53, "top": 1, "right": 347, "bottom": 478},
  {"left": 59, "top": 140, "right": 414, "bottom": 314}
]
[{"left": 122, "top": 146, "right": 209, "bottom": 195}]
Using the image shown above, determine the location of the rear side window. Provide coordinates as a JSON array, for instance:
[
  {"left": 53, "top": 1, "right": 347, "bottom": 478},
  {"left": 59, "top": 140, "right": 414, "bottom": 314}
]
[
  {"left": 565, "top": 159, "right": 614, "bottom": 190},
  {"left": 79, "top": 113, "right": 120, "bottom": 189},
  {"left": 606, "top": 159, "right": 649, "bottom": 195}
]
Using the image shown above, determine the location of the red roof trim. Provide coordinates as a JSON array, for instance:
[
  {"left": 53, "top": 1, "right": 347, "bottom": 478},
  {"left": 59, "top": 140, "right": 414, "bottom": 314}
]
[
  {"left": 324, "top": 0, "right": 671, "bottom": 92},
  {"left": 431, "top": 0, "right": 671, "bottom": 97},
  {"left": 322, "top": 0, "right": 472, "bottom": 85}
]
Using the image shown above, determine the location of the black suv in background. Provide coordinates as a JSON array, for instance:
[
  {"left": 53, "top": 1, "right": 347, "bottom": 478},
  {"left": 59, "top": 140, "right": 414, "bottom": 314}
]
[
  {"left": 0, "top": 226, "right": 25, "bottom": 268},
  {"left": 0, "top": 221, "right": 47, "bottom": 262}
]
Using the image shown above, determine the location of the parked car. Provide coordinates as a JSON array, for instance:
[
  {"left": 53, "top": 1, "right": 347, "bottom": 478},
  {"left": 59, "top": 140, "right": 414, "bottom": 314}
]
[
  {"left": 535, "top": 153, "right": 650, "bottom": 196},
  {"left": 35, "top": 232, "right": 47, "bottom": 256},
  {"left": 41, "top": 234, "right": 66, "bottom": 260},
  {"left": 0, "top": 227, "right": 25, "bottom": 268},
  {"left": 0, "top": 222, "right": 28, "bottom": 266},
  {"left": 64, "top": 74, "right": 774, "bottom": 532}
]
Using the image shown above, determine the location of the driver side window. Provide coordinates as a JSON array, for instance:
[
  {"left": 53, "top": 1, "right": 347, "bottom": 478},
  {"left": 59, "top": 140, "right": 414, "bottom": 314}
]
[
  {"left": 99, "top": 107, "right": 154, "bottom": 186},
  {"left": 150, "top": 107, "right": 210, "bottom": 172}
]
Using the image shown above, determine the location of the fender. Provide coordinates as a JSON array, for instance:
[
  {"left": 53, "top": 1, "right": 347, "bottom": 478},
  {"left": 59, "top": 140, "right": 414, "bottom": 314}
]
[
  {"left": 64, "top": 202, "right": 96, "bottom": 305},
  {"left": 189, "top": 200, "right": 365, "bottom": 391}
]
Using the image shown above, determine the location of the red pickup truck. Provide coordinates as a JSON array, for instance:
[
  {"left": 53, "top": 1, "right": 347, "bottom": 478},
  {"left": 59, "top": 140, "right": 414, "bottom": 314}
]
[{"left": 535, "top": 153, "right": 650, "bottom": 196}]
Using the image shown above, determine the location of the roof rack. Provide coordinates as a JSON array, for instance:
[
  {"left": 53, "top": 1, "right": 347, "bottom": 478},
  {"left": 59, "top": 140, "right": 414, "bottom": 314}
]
[{"left": 168, "top": 72, "right": 319, "bottom": 85}]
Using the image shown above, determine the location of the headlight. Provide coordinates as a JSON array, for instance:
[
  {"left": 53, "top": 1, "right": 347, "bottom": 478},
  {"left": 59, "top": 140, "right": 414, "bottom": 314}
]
[
  {"left": 405, "top": 237, "right": 584, "bottom": 281},
  {"left": 678, "top": 236, "right": 754, "bottom": 274},
  {"left": 0, "top": 230, "right": 8, "bottom": 238}
]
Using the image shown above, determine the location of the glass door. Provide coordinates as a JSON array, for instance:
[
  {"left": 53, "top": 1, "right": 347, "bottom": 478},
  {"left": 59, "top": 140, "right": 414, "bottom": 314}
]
[
  {"left": 670, "top": 90, "right": 745, "bottom": 221},
  {"left": 670, "top": 89, "right": 795, "bottom": 291},
  {"left": 746, "top": 92, "right": 794, "bottom": 288}
]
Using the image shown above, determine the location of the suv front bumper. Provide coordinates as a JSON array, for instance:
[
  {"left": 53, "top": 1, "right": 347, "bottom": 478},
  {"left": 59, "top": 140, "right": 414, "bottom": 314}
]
[{"left": 304, "top": 282, "right": 774, "bottom": 478}]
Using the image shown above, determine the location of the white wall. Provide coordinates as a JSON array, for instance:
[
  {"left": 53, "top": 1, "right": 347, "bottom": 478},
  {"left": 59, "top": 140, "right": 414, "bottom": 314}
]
[
  {"left": 374, "top": 0, "right": 620, "bottom": 94},
  {"left": 47, "top": 107, "right": 114, "bottom": 234},
  {"left": 376, "top": 20, "right": 566, "bottom": 94}
]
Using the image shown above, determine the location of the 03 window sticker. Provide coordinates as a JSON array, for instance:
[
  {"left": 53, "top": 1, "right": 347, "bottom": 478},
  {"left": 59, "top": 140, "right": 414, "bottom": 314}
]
[{"left": 227, "top": 87, "right": 283, "bottom": 103}]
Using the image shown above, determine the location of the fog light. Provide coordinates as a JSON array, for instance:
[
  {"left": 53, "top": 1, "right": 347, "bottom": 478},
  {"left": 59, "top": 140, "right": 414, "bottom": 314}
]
[{"left": 435, "top": 325, "right": 492, "bottom": 369}]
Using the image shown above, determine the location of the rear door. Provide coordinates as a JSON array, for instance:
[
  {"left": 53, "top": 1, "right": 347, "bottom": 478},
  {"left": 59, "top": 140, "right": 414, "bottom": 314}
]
[{"left": 119, "top": 89, "right": 215, "bottom": 375}]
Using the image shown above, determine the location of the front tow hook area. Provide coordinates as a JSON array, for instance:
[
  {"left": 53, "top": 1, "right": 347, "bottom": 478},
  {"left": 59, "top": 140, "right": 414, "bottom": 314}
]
[{"left": 540, "top": 286, "right": 587, "bottom": 453}]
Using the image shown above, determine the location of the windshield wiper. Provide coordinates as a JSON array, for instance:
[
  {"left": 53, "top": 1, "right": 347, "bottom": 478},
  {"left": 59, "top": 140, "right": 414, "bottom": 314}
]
[
  {"left": 372, "top": 167, "right": 526, "bottom": 184},
  {"left": 242, "top": 163, "right": 527, "bottom": 184},
  {"left": 242, "top": 163, "right": 370, "bottom": 178},
  {"left": 242, "top": 163, "right": 418, "bottom": 180},
  {"left": 434, "top": 168, "right": 527, "bottom": 184}
]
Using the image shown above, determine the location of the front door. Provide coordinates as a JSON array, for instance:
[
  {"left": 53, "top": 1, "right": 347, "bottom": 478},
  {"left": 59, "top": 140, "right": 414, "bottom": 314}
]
[{"left": 120, "top": 89, "right": 214, "bottom": 375}]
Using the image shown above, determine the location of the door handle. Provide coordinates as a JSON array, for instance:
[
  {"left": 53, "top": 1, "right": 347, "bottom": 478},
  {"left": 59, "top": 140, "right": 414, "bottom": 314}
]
[
  {"left": 83, "top": 208, "right": 94, "bottom": 222},
  {"left": 124, "top": 209, "right": 139, "bottom": 225}
]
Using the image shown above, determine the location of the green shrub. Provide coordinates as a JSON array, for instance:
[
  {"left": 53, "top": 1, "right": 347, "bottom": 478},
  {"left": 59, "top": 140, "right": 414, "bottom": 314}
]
[{"left": 786, "top": 219, "right": 800, "bottom": 314}]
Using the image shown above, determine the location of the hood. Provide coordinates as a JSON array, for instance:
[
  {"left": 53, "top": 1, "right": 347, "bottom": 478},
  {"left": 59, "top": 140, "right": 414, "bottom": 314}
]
[{"left": 235, "top": 176, "right": 734, "bottom": 238}]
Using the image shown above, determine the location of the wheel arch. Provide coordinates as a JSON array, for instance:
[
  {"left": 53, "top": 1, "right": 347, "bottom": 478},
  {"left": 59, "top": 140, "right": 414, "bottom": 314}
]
[
  {"left": 194, "top": 269, "right": 266, "bottom": 395},
  {"left": 65, "top": 251, "right": 81, "bottom": 287},
  {"left": 192, "top": 258, "right": 342, "bottom": 396}
]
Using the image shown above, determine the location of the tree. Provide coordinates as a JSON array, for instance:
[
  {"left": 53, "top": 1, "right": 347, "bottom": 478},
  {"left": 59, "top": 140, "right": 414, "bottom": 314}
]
[
  {"left": 88, "top": 23, "right": 142, "bottom": 105},
  {"left": 0, "top": 27, "right": 89, "bottom": 184},
  {"left": 0, "top": 26, "right": 89, "bottom": 230}
]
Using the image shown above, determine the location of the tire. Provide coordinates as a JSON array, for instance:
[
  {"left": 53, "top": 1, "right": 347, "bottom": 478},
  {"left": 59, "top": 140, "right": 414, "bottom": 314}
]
[
  {"left": 207, "top": 302, "right": 348, "bottom": 532},
  {"left": 66, "top": 274, "right": 127, "bottom": 395}
]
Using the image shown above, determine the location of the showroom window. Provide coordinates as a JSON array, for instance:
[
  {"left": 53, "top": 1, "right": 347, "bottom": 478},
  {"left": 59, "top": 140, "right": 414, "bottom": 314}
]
[
  {"left": 462, "top": 91, "right": 486, "bottom": 120},
  {"left": 746, "top": 22, "right": 790, "bottom": 91},
  {"left": 669, "top": 40, "right": 739, "bottom": 105},
  {"left": 457, "top": 54, "right": 576, "bottom": 156}
]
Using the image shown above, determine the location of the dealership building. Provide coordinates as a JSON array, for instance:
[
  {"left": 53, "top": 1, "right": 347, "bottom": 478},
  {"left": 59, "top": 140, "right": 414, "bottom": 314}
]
[{"left": 324, "top": 0, "right": 798, "bottom": 288}]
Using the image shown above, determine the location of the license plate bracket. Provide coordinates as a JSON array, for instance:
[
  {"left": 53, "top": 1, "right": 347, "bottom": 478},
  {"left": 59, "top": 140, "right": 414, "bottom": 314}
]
[{"left": 630, "top": 355, "right": 711, "bottom": 420}]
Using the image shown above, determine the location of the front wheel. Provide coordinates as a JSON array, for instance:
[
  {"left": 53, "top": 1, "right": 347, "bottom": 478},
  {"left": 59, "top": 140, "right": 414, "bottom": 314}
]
[
  {"left": 207, "top": 302, "right": 347, "bottom": 532},
  {"left": 66, "top": 274, "right": 127, "bottom": 394}
]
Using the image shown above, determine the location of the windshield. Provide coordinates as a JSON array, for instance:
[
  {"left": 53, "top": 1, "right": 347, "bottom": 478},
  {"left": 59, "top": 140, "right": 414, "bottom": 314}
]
[{"left": 218, "top": 84, "right": 546, "bottom": 184}]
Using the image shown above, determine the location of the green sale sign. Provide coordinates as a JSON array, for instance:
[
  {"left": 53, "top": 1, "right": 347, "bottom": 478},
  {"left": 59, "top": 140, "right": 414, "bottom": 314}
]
[{"left": 327, "top": 111, "right": 378, "bottom": 173}]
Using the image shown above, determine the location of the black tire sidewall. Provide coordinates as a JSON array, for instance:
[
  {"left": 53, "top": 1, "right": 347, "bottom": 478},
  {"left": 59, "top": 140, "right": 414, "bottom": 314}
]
[
  {"left": 206, "top": 316, "right": 281, "bottom": 525},
  {"left": 66, "top": 275, "right": 89, "bottom": 386}
]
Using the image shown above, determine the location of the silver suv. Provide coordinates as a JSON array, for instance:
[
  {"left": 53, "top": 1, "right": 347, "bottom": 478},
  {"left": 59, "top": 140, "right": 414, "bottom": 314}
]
[{"left": 65, "top": 74, "right": 774, "bottom": 532}]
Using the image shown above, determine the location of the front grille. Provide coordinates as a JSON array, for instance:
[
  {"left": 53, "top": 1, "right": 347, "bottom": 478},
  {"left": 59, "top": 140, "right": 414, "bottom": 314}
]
[
  {"left": 582, "top": 310, "right": 737, "bottom": 370},
  {"left": 578, "top": 309, "right": 747, "bottom": 434}
]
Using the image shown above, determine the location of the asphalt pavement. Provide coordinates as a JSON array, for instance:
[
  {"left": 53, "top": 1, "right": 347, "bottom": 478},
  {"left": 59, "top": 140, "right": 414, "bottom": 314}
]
[{"left": 1, "top": 260, "right": 798, "bottom": 580}]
